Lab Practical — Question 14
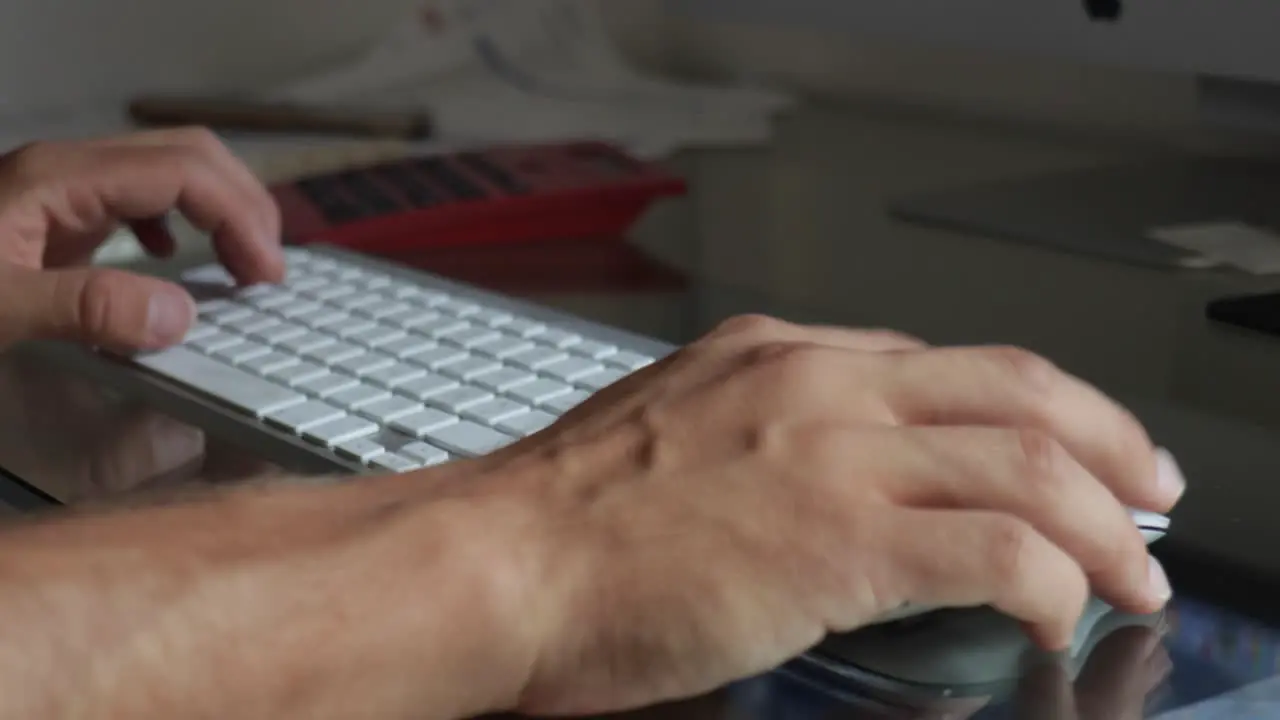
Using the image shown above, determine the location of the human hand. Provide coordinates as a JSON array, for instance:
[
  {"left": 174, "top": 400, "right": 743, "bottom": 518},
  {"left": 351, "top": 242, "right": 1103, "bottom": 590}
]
[
  {"left": 0, "top": 128, "right": 282, "bottom": 351},
  {"left": 467, "top": 315, "right": 1185, "bottom": 716}
]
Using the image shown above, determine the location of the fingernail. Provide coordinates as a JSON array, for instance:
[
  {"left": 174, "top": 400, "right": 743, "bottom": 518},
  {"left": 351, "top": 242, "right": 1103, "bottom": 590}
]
[
  {"left": 1156, "top": 447, "right": 1187, "bottom": 503},
  {"left": 1149, "top": 556, "right": 1173, "bottom": 605},
  {"left": 146, "top": 288, "right": 194, "bottom": 345}
]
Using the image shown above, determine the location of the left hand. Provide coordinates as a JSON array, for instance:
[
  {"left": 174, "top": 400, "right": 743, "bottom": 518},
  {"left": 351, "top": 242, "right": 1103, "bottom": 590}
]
[{"left": 0, "top": 127, "right": 283, "bottom": 351}]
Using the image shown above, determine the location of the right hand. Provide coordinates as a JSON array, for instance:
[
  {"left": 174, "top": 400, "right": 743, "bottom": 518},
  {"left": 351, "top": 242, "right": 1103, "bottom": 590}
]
[{"left": 468, "top": 315, "right": 1185, "bottom": 717}]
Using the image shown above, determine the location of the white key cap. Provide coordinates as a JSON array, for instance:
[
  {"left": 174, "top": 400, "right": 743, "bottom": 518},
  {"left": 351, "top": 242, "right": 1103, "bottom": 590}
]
[
  {"left": 214, "top": 341, "right": 272, "bottom": 365},
  {"left": 303, "top": 416, "right": 379, "bottom": 447},
  {"left": 425, "top": 422, "right": 514, "bottom": 457},
  {"left": 497, "top": 411, "right": 557, "bottom": 437},
  {"left": 275, "top": 300, "right": 324, "bottom": 320},
  {"left": 390, "top": 409, "right": 460, "bottom": 438},
  {"left": 242, "top": 290, "right": 296, "bottom": 312},
  {"left": 224, "top": 313, "right": 281, "bottom": 336},
  {"left": 396, "top": 373, "right": 460, "bottom": 402},
  {"left": 401, "top": 442, "right": 451, "bottom": 466},
  {"left": 463, "top": 398, "right": 530, "bottom": 425},
  {"left": 405, "top": 346, "right": 468, "bottom": 370},
  {"left": 472, "top": 336, "right": 535, "bottom": 360},
  {"left": 253, "top": 323, "right": 309, "bottom": 345},
  {"left": 306, "top": 342, "right": 365, "bottom": 365},
  {"left": 609, "top": 351, "right": 655, "bottom": 371},
  {"left": 508, "top": 379, "right": 573, "bottom": 406},
  {"left": 473, "top": 367, "right": 537, "bottom": 393},
  {"left": 471, "top": 309, "right": 513, "bottom": 327},
  {"left": 377, "top": 306, "right": 423, "bottom": 327},
  {"left": 268, "top": 362, "right": 330, "bottom": 387},
  {"left": 571, "top": 340, "right": 618, "bottom": 361},
  {"left": 508, "top": 347, "right": 569, "bottom": 371},
  {"left": 439, "top": 357, "right": 502, "bottom": 382},
  {"left": 184, "top": 264, "right": 236, "bottom": 287},
  {"left": 242, "top": 352, "right": 300, "bottom": 376},
  {"left": 370, "top": 454, "right": 423, "bottom": 473},
  {"left": 576, "top": 368, "right": 629, "bottom": 391},
  {"left": 396, "top": 311, "right": 445, "bottom": 331},
  {"left": 380, "top": 335, "right": 438, "bottom": 359},
  {"left": 182, "top": 323, "right": 219, "bottom": 343},
  {"left": 438, "top": 325, "right": 501, "bottom": 349},
  {"left": 348, "top": 326, "right": 407, "bottom": 349},
  {"left": 359, "top": 396, "right": 424, "bottom": 424},
  {"left": 537, "top": 329, "right": 581, "bottom": 349},
  {"left": 279, "top": 332, "right": 336, "bottom": 355},
  {"left": 208, "top": 305, "right": 256, "bottom": 324},
  {"left": 310, "top": 284, "right": 358, "bottom": 302},
  {"left": 297, "top": 373, "right": 360, "bottom": 398},
  {"left": 333, "top": 318, "right": 379, "bottom": 339},
  {"left": 543, "top": 390, "right": 591, "bottom": 415},
  {"left": 541, "top": 357, "right": 604, "bottom": 383},
  {"left": 416, "top": 317, "right": 471, "bottom": 338},
  {"left": 285, "top": 275, "right": 330, "bottom": 293},
  {"left": 294, "top": 307, "right": 349, "bottom": 330},
  {"left": 335, "top": 353, "right": 396, "bottom": 378},
  {"left": 365, "top": 363, "right": 427, "bottom": 389},
  {"left": 358, "top": 274, "right": 394, "bottom": 291},
  {"left": 361, "top": 301, "right": 415, "bottom": 321},
  {"left": 329, "top": 385, "right": 392, "bottom": 411},
  {"left": 333, "top": 293, "right": 382, "bottom": 313},
  {"left": 189, "top": 330, "right": 243, "bottom": 353},
  {"left": 133, "top": 347, "right": 305, "bottom": 417},
  {"left": 503, "top": 318, "right": 546, "bottom": 338},
  {"left": 427, "top": 387, "right": 494, "bottom": 414},
  {"left": 265, "top": 401, "right": 346, "bottom": 433},
  {"left": 336, "top": 438, "right": 386, "bottom": 463},
  {"left": 436, "top": 299, "right": 480, "bottom": 317}
]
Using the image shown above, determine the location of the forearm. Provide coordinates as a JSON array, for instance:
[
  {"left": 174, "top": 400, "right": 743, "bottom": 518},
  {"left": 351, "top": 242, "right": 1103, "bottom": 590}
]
[{"left": 0, "top": 471, "right": 539, "bottom": 719}]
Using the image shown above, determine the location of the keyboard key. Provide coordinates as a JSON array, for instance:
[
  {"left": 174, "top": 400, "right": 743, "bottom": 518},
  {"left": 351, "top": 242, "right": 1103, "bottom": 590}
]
[
  {"left": 609, "top": 351, "right": 655, "bottom": 371},
  {"left": 405, "top": 345, "right": 468, "bottom": 370},
  {"left": 370, "top": 454, "right": 423, "bottom": 473},
  {"left": 508, "top": 346, "right": 569, "bottom": 371},
  {"left": 332, "top": 318, "right": 379, "bottom": 339},
  {"left": 576, "top": 368, "right": 629, "bottom": 391},
  {"left": 425, "top": 421, "right": 514, "bottom": 457},
  {"left": 359, "top": 396, "right": 424, "bottom": 424},
  {"left": 426, "top": 387, "right": 494, "bottom": 414},
  {"left": 296, "top": 373, "right": 360, "bottom": 398},
  {"left": 293, "top": 307, "right": 349, "bottom": 330},
  {"left": 439, "top": 357, "right": 502, "bottom": 382},
  {"left": 395, "top": 310, "right": 445, "bottom": 331},
  {"left": 306, "top": 342, "right": 365, "bottom": 366},
  {"left": 378, "top": 305, "right": 426, "bottom": 327},
  {"left": 335, "top": 353, "right": 396, "bottom": 378},
  {"left": 570, "top": 340, "right": 618, "bottom": 361},
  {"left": 189, "top": 330, "right": 244, "bottom": 354},
  {"left": 268, "top": 362, "right": 330, "bottom": 387},
  {"left": 471, "top": 309, "right": 513, "bottom": 328},
  {"left": 390, "top": 409, "right": 460, "bottom": 438},
  {"left": 541, "top": 357, "right": 604, "bottom": 383},
  {"left": 266, "top": 401, "right": 346, "bottom": 433},
  {"left": 279, "top": 332, "right": 336, "bottom": 355},
  {"left": 309, "top": 284, "right": 358, "bottom": 302},
  {"left": 184, "top": 264, "right": 236, "bottom": 287},
  {"left": 497, "top": 411, "right": 557, "bottom": 437},
  {"left": 285, "top": 275, "right": 330, "bottom": 293},
  {"left": 242, "top": 352, "right": 300, "bottom": 375},
  {"left": 472, "top": 367, "right": 536, "bottom": 393},
  {"left": 207, "top": 305, "right": 256, "bottom": 325},
  {"left": 214, "top": 341, "right": 272, "bottom": 365},
  {"left": 253, "top": 323, "right": 309, "bottom": 345},
  {"left": 415, "top": 316, "right": 471, "bottom": 338},
  {"left": 329, "top": 385, "right": 392, "bottom": 411},
  {"left": 439, "top": 325, "right": 501, "bottom": 349},
  {"left": 437, "top": 299, "right": 481, "bottom": 318},
  {"left": 537, "top": 329, "right": 581, "bottom": 349},
  {"left": 396, "top": 373, "right": 460, "bottom": 402},
  {"left": 472, "top": 336, "right": 536, "bottom": 360},
  {"left": 303, "top": 415, "right": 379, "bottom": 447},
  {"left": 463, "top": 398, "right": 530, "bottom": 425},
  {"left": 503, "top": 318, "right": 546, "bottom": 338},
  {"left": 361, "top": 301, "right": 415, "bottom": 321},
  {"left": 401, "top": 442, "right": 451, "bottom": 467},
  {"left": 357, "top": 274, "right": 394, "bottom": 291},
  {"left": 224, "top": 313, "right": 281, "bottom": 336},
  {"left": 275, "top": 300, "right": 324, "bottom": 320},
  {"left": 348, "top": 325, "right": 408, "bottom": 349},
  {"left": 332, "top": 292, "right": 383, "bottom": 313},
  {"left": 380, "top": 335, "right": 438, "bottom": 359},
  {"left": 365, "top": 363, "right": 427, "bottom": 389},
  {"left": 134, "top": 347, "right": 305, "bottom": 417},
  {"left": 336, "top": 438, "right": 386, "bottom": 463},
  {"left": 544, "top": 390, "right": 591, "bottom": 415},
  {"left": 508, "top": 379, "right": 573, "bottom": 406}
]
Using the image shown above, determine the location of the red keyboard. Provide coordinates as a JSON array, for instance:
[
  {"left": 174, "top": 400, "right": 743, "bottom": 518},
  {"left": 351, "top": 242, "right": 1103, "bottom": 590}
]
[{"left": 271, "top": 141, "right": 687, "bottom": 254}]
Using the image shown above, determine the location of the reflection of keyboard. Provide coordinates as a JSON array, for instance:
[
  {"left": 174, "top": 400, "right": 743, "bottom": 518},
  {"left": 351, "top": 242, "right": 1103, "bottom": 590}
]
[{"left": 127, "top": 246, "right": 668, "bottom": 474}]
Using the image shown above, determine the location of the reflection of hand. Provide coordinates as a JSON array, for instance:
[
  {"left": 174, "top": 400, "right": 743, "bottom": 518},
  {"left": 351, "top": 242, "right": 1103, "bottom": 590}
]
[{"left": 1014, "top": 624, "right": 1172, "bottom": 720}]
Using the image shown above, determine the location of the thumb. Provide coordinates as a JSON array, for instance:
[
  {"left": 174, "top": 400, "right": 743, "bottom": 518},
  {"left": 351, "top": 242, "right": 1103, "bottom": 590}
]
[{"left": 5, "top": 266, "right": 195, "bottom": 351}]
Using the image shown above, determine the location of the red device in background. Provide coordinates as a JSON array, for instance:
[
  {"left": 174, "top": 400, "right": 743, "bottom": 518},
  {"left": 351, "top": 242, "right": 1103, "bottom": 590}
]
[{"left": 270, "top": 141, "right": 687, "bottom": 254}]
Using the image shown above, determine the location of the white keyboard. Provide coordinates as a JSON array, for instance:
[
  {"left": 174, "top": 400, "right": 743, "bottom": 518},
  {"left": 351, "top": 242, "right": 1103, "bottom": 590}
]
[{"left": 128, "top": 247, "right": 663, "bottom": 474}]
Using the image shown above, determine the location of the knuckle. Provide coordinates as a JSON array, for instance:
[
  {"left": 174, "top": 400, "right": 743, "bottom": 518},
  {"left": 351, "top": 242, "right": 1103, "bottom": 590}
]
[
  {"left": 984, "top": 345, "right": 1058, "bottom": 397},
  {"left": 986, "top": 516, "right": 1036, "bottom": 579},
  {"left": 713, "top": 313, "right": 790, "bottom": 342},
  {"left": 175, "top": 125, "right": 224, "bottom": 152},
  {"left": 861, "top": 328, "right": 927, "bottom": 349},
  {"left": 1014, "top": 429, "right": 1070, "bottom": 494},
  {"left": 753, "top": 343, "right": 832, "bottom": 398}
]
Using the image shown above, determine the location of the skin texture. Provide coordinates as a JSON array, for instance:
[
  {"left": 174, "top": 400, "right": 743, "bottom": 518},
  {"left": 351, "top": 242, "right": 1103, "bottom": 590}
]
[{"left": 0, "top": 130, "right": 1185, "bottom": 718}]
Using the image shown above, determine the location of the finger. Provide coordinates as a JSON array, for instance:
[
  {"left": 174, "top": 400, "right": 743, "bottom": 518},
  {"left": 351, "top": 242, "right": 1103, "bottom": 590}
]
[
  {"left": 876, "top": 427, "right": 1167, "bottom": 615},
  {"left": 710, "top": 314, "right": 928, "bottom": 354},
  {"left": 104, "top": 127, "right": 282, "bottom": 257},
  {"left": 877, "top": 346, "right": 1182, "bottom": 513},
  {"left": 3, "top": 266, "right": 194, "bottom": 350},
  {"left": 870, "top": 507, "right": 1090, "bottom": 650},
  {"left": 129, "top": 217, "right": 177, "bottom": 259}
]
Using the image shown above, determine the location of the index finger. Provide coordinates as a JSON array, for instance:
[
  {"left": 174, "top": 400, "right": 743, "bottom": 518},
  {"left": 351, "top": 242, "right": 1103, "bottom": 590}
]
[{"left": 877, "top": 346, "right": 1185, "bottom": 514}]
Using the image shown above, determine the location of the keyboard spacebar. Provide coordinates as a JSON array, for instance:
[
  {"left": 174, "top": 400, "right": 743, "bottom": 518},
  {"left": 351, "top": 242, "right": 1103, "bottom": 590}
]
[{"left": 133, "top": 347, "right": 306, "bottom": 417}]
